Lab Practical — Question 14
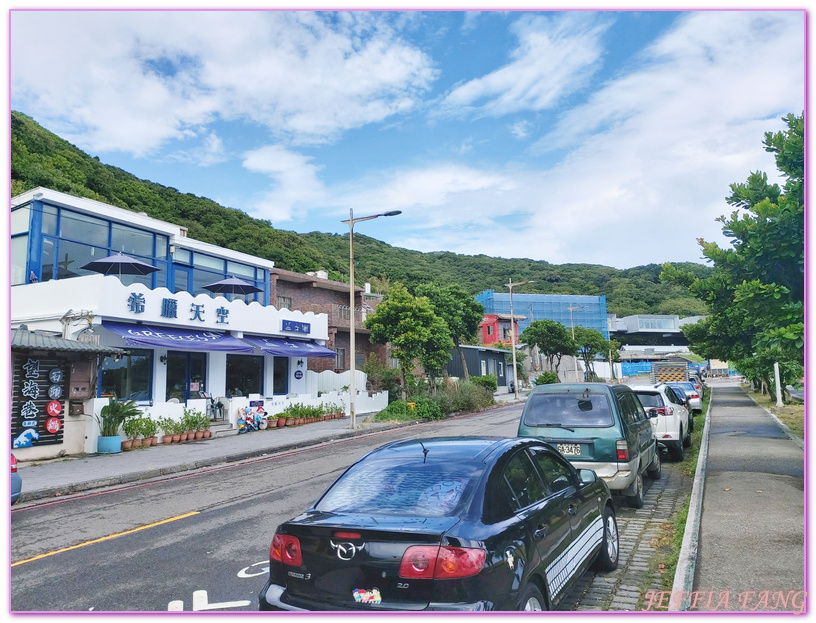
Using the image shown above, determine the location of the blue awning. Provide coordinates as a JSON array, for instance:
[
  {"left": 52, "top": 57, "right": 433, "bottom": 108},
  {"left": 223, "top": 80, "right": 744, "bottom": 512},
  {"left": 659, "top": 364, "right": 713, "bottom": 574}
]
[
  {"left": 102, "top": 321, "right": 254, "bottom": 353},
  {"left": 242, "top": 335, "right": 336, "bottom": 358}
]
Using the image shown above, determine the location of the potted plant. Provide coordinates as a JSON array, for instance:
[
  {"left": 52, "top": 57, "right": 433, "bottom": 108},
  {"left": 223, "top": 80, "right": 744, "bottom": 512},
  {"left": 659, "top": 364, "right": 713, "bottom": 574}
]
[
  {"left": 142, "top": 416, "right": 159, "bottom": 446},
  {"left": 122, "top": 416, "right": 142, "bottom": 450},
  {"left": 201, "top": 414, "right": 211, "bottom": 439},
  {"left": 93, "top": 399, "right": 141, "bottom": 454},
  {"left": 157, "top": 416, "right": 175, "bottom": 444},
  {"left": 194, "top": 411, "right": 206, "bottom": 440}
]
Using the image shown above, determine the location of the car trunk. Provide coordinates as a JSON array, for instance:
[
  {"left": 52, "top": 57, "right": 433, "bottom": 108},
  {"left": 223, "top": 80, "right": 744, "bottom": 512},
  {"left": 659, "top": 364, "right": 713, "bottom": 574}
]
[{"left": 275, "top": 513, "right": 461, "bottom": 610}]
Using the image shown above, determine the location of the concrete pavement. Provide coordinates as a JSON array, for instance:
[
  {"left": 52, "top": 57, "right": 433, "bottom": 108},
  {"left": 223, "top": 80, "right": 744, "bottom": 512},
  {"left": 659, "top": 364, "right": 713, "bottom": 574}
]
[
  {"left": 690, "top": 381, "right": 805, "bottom": 612},
  {"left": 15, "top": 390, "right": 526, "bottom": 504}
]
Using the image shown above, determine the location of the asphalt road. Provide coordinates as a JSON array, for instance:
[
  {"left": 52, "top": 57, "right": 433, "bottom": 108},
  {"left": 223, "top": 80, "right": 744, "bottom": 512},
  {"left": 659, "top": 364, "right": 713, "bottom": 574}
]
[{"left": 11, "top": 405, "right": 525, "bottom": 612}]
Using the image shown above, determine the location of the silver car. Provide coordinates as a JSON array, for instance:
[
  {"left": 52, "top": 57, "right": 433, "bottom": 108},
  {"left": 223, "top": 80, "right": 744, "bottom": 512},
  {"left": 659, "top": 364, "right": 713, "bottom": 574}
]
[{"left": 668, "top": 382, "right": 703, "bottom": 413}]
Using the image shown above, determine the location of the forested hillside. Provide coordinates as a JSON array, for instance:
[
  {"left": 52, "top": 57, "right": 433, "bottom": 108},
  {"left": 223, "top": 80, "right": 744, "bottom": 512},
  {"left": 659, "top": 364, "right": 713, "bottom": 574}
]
[{"left": 10, "top": 111, "right": 710, "bottom": 317}]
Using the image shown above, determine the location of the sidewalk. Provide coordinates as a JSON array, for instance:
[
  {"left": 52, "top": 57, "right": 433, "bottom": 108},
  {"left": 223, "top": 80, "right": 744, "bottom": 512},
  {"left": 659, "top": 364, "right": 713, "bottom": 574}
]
[
  {"left": 16, "top": 390, "right": 528, "bottom": 504},
  {"left": 691, "top": 382, "right": 805, "bottom": 612}
]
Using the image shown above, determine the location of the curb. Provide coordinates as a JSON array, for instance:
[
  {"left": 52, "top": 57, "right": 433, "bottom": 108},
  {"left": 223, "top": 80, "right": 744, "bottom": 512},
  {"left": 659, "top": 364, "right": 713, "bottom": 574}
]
[{"left": 669, "top": 387, "right": 713, "bottom": 611}]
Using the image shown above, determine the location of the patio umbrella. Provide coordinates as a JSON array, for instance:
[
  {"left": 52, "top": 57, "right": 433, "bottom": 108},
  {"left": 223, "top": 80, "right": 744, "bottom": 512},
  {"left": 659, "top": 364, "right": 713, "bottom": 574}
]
[
  {"left": 81, "top": 252, "right": 160, "bottom": 276},
  {"left": 203, "top": 276, "right": 262, "bottom": 295}
]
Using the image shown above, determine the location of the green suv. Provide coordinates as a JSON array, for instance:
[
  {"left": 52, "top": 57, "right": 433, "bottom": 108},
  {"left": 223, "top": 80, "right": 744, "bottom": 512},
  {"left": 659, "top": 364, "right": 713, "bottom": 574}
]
[{"left": 517, "top": 383, "right": 660, "bottom": 508}]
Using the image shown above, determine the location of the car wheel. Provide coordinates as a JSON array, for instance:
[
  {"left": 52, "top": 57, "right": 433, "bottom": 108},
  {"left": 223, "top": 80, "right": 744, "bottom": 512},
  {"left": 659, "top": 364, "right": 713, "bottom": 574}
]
[
  {"left": 688, "top": 415, "right": 694, "bottom": 433},
  {"left": 646, "top": 449, "right": 662, "bottom": 479},
  {"left": 670, "top": 439, "right": 685, "bottom": 462},
  {"left": 627, "top": 471, "right": 644, "bottom": 508},
  {"left": 519, "top": 583, "right": 547, "bottom": 611},
  {"left": 593, "top": 505, "right": 619, "bottom": 571},
  {"left": 683, "top": 426, "right": 692, "bottom": 448}
]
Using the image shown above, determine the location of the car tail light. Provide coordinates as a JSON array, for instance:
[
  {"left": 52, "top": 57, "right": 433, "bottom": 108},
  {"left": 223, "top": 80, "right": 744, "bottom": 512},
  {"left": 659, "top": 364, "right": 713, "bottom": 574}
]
[
  {"left": 399, "top": 545, "right": 485, "bottom": 580},
  {"left": 689, "top": 392, "right": 699, "bottom": 399},
  {"left": 616, "top": 440, "right": 629, "bottom": 461},
  {"left": 11, "top": 454, "right": 17, "bottom": 473},
  {"left": 270, "top": 533, "right": 302, "bottom": 567}
]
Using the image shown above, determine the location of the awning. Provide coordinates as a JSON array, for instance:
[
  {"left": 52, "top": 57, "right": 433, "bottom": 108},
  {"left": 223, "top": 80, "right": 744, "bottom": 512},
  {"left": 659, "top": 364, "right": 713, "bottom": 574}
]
[
  {"left": 242, "top": 335, "right": 336, "bottom": 358},
  {"left": 102, "top": 321, "right": 254, "bottom": 353}
]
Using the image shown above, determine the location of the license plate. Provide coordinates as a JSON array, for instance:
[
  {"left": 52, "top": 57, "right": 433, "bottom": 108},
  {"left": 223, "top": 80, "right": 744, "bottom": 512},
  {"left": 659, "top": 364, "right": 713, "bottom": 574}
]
[{"left": 557, "top": 443, "right": 581, "bottom": 456}]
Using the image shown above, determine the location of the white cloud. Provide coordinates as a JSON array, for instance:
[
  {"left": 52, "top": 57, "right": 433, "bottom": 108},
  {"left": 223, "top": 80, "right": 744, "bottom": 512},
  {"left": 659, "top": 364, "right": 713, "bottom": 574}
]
[
  {"left": 242, "top": 145, "right": 326, "bottom": 222},
  {"left": 509, "top": 120, "right": 531, "bottom": 139},
  {"left": 437, "top": 12, "right": 611, "bottom": 118},
  {"left": 11, "top": 11, "right": 437, "bottom": 156}
]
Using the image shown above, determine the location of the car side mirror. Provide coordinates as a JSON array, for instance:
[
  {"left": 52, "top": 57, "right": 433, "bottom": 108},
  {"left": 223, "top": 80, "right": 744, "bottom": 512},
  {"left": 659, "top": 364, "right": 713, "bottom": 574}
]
[
  {"left": 578, "top": 469, "right": 597, "bottom": 485},
  {"left": 647, "top": 408, "right": 659, "bottom": 418}
]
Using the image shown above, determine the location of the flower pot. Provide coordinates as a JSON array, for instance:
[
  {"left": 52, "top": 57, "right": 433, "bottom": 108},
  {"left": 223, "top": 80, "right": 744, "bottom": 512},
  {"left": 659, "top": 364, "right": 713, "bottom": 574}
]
[
  {"left": 203, "top": 430, "right": 211, "bottom": 439},
  {"left": 277, "top": 417, "right": 286, "bottom": 428},
  {"left": 162, "top": 435, "right": 173, "bottom": 445},
  {"left": 285, "top": 418, "right": 294, "bottom": 427},
  {"left": 121, "top": 439, "right": 133, "bottom": 450},
  {"left": 195, "top": 431, "right": 204, "bottom": 440},
  {"left": 172, "top": 434, "right": 181, "bottom": 443},
  {"left": 267, "top": 418, "right": 277, "bottom": 428},
  {"left": 150, "top": 436, "right": 158, "bottom": 446},
  {"left": 132, "top": 438, "right": 143, "bottom": 449},
  {"left": 98, "top": 435, "right": 121, "bottom": 454},
  {"left": 179, "top": 432, "right": 188, "bottom": 442}
]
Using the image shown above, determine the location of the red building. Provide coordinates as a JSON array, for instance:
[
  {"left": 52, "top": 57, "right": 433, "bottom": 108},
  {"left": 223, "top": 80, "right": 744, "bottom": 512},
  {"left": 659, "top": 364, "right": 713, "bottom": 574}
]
[{"left": 479, "top": 313, "right": 526, "bottom": 345}]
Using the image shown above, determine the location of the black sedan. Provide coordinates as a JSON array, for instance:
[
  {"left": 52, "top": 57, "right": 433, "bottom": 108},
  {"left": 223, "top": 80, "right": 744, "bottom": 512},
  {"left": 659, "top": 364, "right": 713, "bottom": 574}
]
[{"left": 258, "top": 436, "right": 619, "bottom": 611}]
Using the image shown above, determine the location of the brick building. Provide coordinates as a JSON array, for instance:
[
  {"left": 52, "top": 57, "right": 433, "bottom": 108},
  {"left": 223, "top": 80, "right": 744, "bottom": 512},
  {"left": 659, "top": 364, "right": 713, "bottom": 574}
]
[{"left": 269, "top": 268, "right": 388, "bottom": 373}]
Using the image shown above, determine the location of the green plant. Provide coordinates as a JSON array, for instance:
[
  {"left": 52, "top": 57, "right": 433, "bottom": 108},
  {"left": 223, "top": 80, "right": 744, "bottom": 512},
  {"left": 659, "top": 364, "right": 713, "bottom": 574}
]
[
  {"left": 182, "top": 407, "right": 205, "bottom": 431},
  {"left": 156, "top": 416, "right": 176, "bottom": 437},
  {"left": 121, "top": 416, "right": 143, "bottom": 441},
  {"left": 94, "top": 399, "right": 142, "bottom": 437},
  {"left": 535, "top": 371, "right": 560, "bottom": 385},
  {"left": 141, "top": 416, "right": 159, "bottom": 439},
  {"left": 470, "top": 375, "right": 498, "bottom": 393},
  {"left": 433, "top": 381, "right": 494, "bottom": 415}
]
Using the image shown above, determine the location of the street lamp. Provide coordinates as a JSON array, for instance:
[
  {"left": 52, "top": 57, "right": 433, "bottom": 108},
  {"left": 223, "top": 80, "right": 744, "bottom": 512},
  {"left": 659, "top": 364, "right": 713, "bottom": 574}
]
[
  {"left": 505, "top": 279, "right": 534, "bottom": 401},
  {"left": 568, "top": 304, "right": 586, "bottom": 382},
  {"left": 341, "top": 208, "right": 402, "bottom": 429}
]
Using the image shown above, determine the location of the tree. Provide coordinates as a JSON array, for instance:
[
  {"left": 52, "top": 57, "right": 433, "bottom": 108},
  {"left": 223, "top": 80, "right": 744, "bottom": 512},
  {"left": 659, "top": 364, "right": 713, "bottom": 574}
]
[
  {"left": 662, "top": 112, "right": 804, "bottom": 395},
  {"left": 365, "top": 282, "right": 448, "bottom": 400},
  {"left": 417, "top": 314, "right": 455, "bottom": 395},
  {"left": 572, "top": 327, "right": 610, "bottom": 380},
  {"left": 415, "top": 282, "right": 484, "bottom": 380},
  {"left": 520, "top": 320, "right": 576, "bottom": 373}
]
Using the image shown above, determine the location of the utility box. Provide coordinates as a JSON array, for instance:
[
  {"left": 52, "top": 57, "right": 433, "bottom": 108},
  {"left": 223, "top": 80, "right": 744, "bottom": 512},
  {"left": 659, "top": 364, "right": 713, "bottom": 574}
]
[{"left": 69, "top": 360, "right": 94, "bottom": 399}]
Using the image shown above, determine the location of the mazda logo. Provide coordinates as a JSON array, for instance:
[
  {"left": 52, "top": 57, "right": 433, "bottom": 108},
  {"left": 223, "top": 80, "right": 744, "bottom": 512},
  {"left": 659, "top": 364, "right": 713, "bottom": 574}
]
[{"left": 330, "top": 540, "right": 363, "bottom": 561}]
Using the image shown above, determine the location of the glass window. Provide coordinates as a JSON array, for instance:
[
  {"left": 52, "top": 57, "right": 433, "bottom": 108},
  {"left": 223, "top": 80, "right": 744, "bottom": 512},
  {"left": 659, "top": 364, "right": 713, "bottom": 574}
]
[
  {"left": 335, "top": 348, "right": 346, "bottom": 369},
  {"left": 60, "top": 210, "right": 109, "bottom": 247},
  {"left": 226, "top": 355, "right": 264, "bottom": 397},
  {"left": 488, "top": 359, "right": 496, "bottom": 375},
  {"left": 155, "top": 234, "right": 169, "bottom": 260},
  {"left": 634, "top": 392, "right": 663, "bottom": 409},
  {"left": 111, "top": 223, "right": 154, "bottom": 257},
  {"left": 41, "top": 237, "right": 57, "bottom": 282},
  {"left": 529, "top": 448, "right": 574, "bottom": 494},
  {"left": 499, "top": 451, "right": 547, "bottom": 511},
  {"left": 227, "top": 261, "right": 255, "bottom": 279},
  {"left": 53, "top": 240, "right": 110, "bottom": 279},
  {"left": 498, "top": 361, "right": 504, "bottom": 377},
  {"left": 41, "top": 205, "right": 58, "bottom": 236},
  {"left": 523, "top": 392, "right": 615, "bottom": 428},
  {"left": 11, "top": 236, "right": 28, "bottom": 285},
  {"left": 193, "top": 253, "right": 224, "bottom": 271},
  {"left": 99, "top": 349, "right": 153, "bottom": 401},
  {"left": 316, "top": 458, "right": 483, "bottom": 517},
  {"left": 11, "top": 207, "right": 30, "bottom": 236},
  {"left": 191, "top": 268, "right": 224, "bottom": 296},
  {"left": 273, "top": 357, "right": 289, "bottom": 394},
  {"left": 277, "top": 296, "right": 292, "bottom": 309},
  {"left": 487, "top": 325, "right": 493, "bottom": 335},
  {"left": 173, "top": 248, "right": 192, "bottom": 264}
]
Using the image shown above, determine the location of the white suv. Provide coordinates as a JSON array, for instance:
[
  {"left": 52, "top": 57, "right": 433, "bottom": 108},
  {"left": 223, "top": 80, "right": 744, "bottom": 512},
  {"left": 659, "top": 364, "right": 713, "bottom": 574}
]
[{"left": 631, "top": 384, "right": 691, "bottom": 461}]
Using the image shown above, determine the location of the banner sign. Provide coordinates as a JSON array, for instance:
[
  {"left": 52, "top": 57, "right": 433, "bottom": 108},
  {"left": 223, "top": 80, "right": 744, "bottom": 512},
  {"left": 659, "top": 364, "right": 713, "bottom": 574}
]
[{"left": 12, "top": 355, "right": 66, "bottom": 448}]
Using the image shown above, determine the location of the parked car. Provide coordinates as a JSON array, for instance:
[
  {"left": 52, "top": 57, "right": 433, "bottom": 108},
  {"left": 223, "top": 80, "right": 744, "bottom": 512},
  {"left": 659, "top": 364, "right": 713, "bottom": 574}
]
[
  {"left": 631, "top": 384, "right": 691, "bottom": 462},
  {"left": 667, "top": 381, "right": 703, "bottom": 414},
  {"left": 517, "top": 383, "right": 660, "bottom": 509},
  {"left": 666, "top": 386, "right": 693, "bottom": 429},
  {"left": 259, "top": 436, "right": 619, "bottom": 611},
  {"left": 688, "top": 375, "right": 706, "bottom": 392},
  {"left": 11, "top": 453, "right": 22, "bottom": 504}
]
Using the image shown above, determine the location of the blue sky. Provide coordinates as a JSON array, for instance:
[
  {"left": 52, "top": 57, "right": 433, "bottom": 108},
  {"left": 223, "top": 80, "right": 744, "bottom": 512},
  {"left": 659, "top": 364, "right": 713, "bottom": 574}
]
[{"left": 9, "top": 7, "right": 805, "bottom": 269}]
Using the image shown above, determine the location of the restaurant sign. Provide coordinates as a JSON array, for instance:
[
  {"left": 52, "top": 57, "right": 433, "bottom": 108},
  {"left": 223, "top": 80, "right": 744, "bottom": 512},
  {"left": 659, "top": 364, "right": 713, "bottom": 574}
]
[
  {"left": 281, "top": 320, "right": 310, "bottom": 335},
  {"left": 12, "top": 355, "right": 66, "bottom": 448}
]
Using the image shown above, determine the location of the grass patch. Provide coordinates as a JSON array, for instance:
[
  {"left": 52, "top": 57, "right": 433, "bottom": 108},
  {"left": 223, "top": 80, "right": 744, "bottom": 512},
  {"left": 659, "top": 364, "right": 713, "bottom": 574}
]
[{"left": 746, "top": 387, "right": 804, "bottom": 440}]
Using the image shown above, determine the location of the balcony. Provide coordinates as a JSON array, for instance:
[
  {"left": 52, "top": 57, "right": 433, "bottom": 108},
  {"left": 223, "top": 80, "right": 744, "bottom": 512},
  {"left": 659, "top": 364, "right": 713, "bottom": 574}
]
[{"left": 315, "top": 304, "right": 368, "bottom": 331}]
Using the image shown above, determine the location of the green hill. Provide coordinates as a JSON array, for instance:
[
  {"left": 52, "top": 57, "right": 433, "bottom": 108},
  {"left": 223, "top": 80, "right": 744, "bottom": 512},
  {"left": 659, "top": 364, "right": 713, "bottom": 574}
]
[{"left": 10, "top": 110, "right": 710, "bottom": 317}]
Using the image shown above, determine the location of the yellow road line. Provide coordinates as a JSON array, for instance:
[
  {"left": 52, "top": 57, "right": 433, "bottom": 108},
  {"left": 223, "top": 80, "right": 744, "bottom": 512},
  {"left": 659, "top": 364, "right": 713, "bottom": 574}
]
[{"left": 11, "top": 511, "right": 200, "bottom": 567}]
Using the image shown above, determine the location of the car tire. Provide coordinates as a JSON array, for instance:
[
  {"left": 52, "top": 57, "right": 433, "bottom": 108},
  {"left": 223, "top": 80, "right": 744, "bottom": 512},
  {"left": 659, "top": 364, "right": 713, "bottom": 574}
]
[
  {"left": 688, "top": 415, "right": 694, "bottom": 433},
  {"left": 627, "top": 471, "right": 644, "bottom": 508},
  {"left": 593, "top": 506, "right": 619, "bottom": 571},
  {"left": 683, "top": 427, "right": 692, "bottom": 448},
  {"left": 646, "top": 449, "right": 662, "bottom": 479},
  {"left": 519, "top": 583, "right": 547, "bottom": 611},
  {"left": 670, "top": 439, "right": 684, "bottom": 462}
]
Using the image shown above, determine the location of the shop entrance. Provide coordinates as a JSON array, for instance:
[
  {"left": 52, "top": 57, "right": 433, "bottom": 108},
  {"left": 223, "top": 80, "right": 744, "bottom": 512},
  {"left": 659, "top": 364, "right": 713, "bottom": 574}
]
[{"left": 166, "top": 351, "right": 207, "bottom": 403}]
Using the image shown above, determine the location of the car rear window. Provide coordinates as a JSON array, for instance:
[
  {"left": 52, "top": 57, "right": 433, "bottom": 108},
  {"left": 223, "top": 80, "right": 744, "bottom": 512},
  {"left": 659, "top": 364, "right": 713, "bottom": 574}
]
[
  {"left": 523, "top": 393, "right": 615, "bottom": 427},
  {"left": 315, "top": 459, "right": 484, "bottom": 517},
  {"left": 635, "top": 392, "right": 663, "bottom": 408}
]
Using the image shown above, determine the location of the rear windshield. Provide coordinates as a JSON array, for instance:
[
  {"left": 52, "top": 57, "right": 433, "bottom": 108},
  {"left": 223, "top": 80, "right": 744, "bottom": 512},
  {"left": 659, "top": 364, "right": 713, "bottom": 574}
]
[
  {"left": 674, "top": 383, "right": 695, "bottom": 391},
  {"left": 523, "top": 393, "right": 614, "bottom": 428},
  {"left": 316, "top": 459, "right": 484, "bottom": 517},
  {"left": 635, "top": 392, "right": 663, "bottom": 408}
]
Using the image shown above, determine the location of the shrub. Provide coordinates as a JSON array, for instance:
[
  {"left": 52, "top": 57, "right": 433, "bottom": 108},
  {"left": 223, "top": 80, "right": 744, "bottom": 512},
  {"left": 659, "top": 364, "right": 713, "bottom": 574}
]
[
  {"left": 535, "top": 371, "right": 560, "bottom": 385},
  {"left": 362, "top": 354, "right": 401, "bottom": 403},
  {"left": 470, "top": 375, "right": 498, "bottom": 393},
  {"left": 433, "top": 381, "right": 494, "bottom": 415},
  {"left": 375, "top": 397, "right": 442, "bottom": 422}
]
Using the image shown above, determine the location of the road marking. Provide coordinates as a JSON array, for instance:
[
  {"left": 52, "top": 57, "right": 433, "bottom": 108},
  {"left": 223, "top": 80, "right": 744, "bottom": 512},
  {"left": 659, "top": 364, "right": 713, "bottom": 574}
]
[
  {"left": 10, "top": 511, "right": 200, "bottom": 567},
  {"left": 238, "top": 561, "right": 269, "bottom": 578},
  {"left": 168, "top": 590, "right": 251, "bottom": 611}
]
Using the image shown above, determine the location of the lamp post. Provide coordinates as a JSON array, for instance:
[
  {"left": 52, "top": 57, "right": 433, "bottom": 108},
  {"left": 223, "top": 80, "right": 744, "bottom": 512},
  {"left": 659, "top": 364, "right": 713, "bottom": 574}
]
[
  {"left": 505, "top": 279, "right": 534, "bottom": 401},
  {"left": 568, "top": 304, "right": 585, "bottom": 382},
  {"left": 342, "top": 208, "right": 401, "bottom": 429}
]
